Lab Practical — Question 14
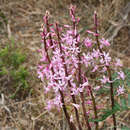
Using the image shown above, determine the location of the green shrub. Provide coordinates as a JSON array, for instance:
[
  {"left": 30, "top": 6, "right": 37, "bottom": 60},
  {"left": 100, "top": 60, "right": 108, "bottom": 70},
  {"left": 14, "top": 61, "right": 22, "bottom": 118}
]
[{"left": 0, "top": 40, "right": 30, "bottom": 99}]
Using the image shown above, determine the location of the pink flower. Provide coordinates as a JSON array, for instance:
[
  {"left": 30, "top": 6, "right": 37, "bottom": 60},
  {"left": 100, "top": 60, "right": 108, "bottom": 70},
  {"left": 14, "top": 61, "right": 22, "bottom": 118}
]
[
  {"left": 76, "top": 34, "right": 80, "bottom": 42},
  {"left": 45, "top": 100, "right": 54, "bottom": 111},
  {"left": 86, "top": 100, "right": 92, "bottom": 105},
  {"left": 64, "top": 25, "right": 71, "bottom": 28},
  {"left": 54, "top": 95, "right": 63, "bottom": 109},
  {"left": 115, "top": 59, "right": 123, "bottom": 67},
  {"left": 117, "top": 71, "right": 125, "bottom": 80},
  {"left": 70, "top": 5, "right": 76, "bottom": 22},
  {"left": 37, "top": 70, "right": 44, "bottom": 81},
  {"left": 86, "top": 110, "right": 91, "bottom": 116},
  {"left": 76, "top": 17, "right": 80, "bottom": 24},
  {"left": 100, "top": 52, "right": 111, "bottom": 65},
  {"left": 82, "top": 79, "right": 89, "bottom": 87},
  {"left": 70, "top": 115, "right": 73, "bottom": 122},
  {"left": 84, "top": 38, "right": 92, "bottom": 48},
  {"left": 94, "top": 86, "right": 101, "bottom": 91},
  {"left": 65, "top": 75, "right": 72, "bottom": 80},
  {"left": 92, "top": 49, "right": 100, "bottom": 58},
  {"left": 92, "top": 65, "right": 98, "bottom": 72},
  {"left": 117, "top": 86, "right": 125, "bottom": 95},
  {"left": 38, "top": 65, "right": 44, "bottom": 70},
  {"left": 100, "top": 38, "right": 110, "bottom": 47},
  {"left": 102, "top": 67, "right": 107, "bottom": 72},
  {"left": 43, "top": 11, "right": 49, "bottom": 24},
  {"left": 100, "top": 76, "right": 109, "bottom": 84},
  {"left": 86, "top": 30, "right": 99, "bottom": 36},
  {"left": 83, "top": 53, "right": 93, "bottom": 67},
  {"left": 44, "top": 85, "right": 51, "bottom": 93},
  {"left": 72, "top": 103, "right": 80, "bottom": 109},
  {"left": 39, "top": 50, "right": 48, "bottom": 62},
  {"left": 71, "top": 84, "right": 79, "bottom": 95},
  {"left": 96, "top": 104, "right": 104, "bottom": 109}
]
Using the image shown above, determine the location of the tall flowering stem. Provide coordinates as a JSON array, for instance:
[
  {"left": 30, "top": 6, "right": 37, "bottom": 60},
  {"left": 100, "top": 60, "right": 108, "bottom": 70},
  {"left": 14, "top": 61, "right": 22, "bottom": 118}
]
[
  {"left": 80, "top": 91, "right": 92, "bottom": 130},
  {"left": 78, "top": 51, "right": 91, "bottom": 130},
  {"left": 42, "top": 12, "right": 76, "bottom": 130},
  {"left": 88, "top": 85, "right": 98, "bottom": 130},
  {"left": 55, "top": 22, "right": 82, "bottom": 130},
  {"left": 94, "top": 11, "right": 117, "bottom": 130},
  {"left": 70, "top": 6, "right": 91, "bottom": 130}
]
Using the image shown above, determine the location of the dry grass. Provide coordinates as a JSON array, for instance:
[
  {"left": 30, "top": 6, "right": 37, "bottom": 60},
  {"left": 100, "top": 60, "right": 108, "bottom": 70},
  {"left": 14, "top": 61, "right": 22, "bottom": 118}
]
[{"left": 0, "top": 0, "right": 130, "bottom": 129}]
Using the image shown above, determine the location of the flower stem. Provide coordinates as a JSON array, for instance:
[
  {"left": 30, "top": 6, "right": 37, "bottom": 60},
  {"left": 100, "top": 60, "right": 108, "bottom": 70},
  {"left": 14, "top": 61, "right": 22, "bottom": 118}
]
[
  {"left": 94, "top": 11, "right": 116, "bottom": 130},
  {"left": 44, "top": 36, "right": 76, "bottom": 130},
  {"left": 70, "top": 7, "right": 91, "bottom": 128},
  {"left": 88, "top": 86, "right": 98, "bottom": 130},
  {"left": 77, "top": 38, "right": 91, "bottom": 130},
  {"left": 80, "top": 92, "right": 92, "bottom": 130},
  {"left": 56, "top": 22, "right": 82, "bottom": 130},
  {"left": 43, "top": 18, "right": 76, "bottom": 130}
]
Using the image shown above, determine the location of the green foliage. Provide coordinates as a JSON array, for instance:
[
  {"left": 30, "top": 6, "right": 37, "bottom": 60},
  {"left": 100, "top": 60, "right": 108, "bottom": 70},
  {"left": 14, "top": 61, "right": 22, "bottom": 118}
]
[
  {"left": 112, "top": 72, "right": 120, "bottom": 87},
  {"left": 96, "top": 86, "right": 109, "bottom": 95},
  {"left": 124, "top": 68, "right": 130, "bottom": 87},
  {"left": 89, "top": 102, "right": 121, "bottom": 122},
  {"left": 0, "top": 40, "right": 30, "bottom": 99},
  {"left": 128, "top": 94, "right": 130, "bottom": 107},
  {"left": 0, "top": 9, "right": 8, "bottom": 27},
  {"left": 11, "top": 66, "right": 28, "bottom": 80},
  {"left": 10, "top": 51, "right": 26, "bottom": 68},
  {"left": 0, "top": 46, "right": 9, "bottom": 57},
  {"left": 10, "top": 66, "right": 29, "bottom": 92},
  {"left": 0, "top": 67, "right": 8, "bottom": 76},
  {"left": 89, "top": 100, "right": 130, "bottom": 122},
  {"left": 121, "top": 127, "right": 130, "bottom": 130},
  {"left": 120, "top": 96, "right": 128, "bottom": 110}
]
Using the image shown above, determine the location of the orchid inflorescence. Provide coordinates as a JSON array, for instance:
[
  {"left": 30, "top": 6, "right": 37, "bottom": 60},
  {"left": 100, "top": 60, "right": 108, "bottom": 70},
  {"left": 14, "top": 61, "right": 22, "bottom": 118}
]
[{"left": 38, "top": 5, "right": 125, "bottom": 130}]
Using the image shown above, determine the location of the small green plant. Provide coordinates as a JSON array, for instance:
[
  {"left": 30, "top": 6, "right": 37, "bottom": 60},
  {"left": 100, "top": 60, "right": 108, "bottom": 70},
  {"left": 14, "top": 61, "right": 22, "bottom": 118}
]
[{"left": 0, "top": 39, "right": 30, "bottom": 99}]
